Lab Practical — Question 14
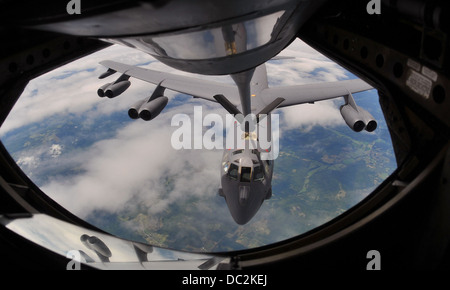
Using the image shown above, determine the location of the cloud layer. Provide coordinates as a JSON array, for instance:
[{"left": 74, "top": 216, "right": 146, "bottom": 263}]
[{"left": 42, "top": 118, "right": 222, "bottom": 217}]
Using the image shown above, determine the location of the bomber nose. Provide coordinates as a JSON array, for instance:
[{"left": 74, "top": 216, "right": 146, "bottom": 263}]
[
  {"left": 234, "top": 216, "right": 252, "bottom": 225},
  {"left": 232, "top": 209, "right": 254, "bottom": 225},
  {"left": 230, "top": 186, "right": 258, "bottom": 225},
  {"left": 222, "top": 179, "right": 267, "bottom": 225}
]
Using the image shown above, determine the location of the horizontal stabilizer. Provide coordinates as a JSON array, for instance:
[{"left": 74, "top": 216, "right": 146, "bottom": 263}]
[
  {"left": 213, "top": 94, "right": 242, "bottom": 116},
  {"left": 257, "top": 97, "right": 285, "bottom": 122},
  {"left": 257, "top": 98, "right": 284, "bottom": 122}
]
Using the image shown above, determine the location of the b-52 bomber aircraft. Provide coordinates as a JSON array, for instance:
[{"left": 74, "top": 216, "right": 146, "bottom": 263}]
[{"left": 97, "top": 57, "right": 374, "bottom": 225}]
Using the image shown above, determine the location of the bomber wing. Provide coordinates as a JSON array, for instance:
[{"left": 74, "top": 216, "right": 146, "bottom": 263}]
[
  {"left": 99, "top": 60, "right": 240, "bottom": 105},
  {"left": 260, "top": 78, "right": 373, "bottom": 108}
]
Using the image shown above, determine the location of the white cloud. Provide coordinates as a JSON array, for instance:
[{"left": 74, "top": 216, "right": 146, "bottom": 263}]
[
  {"left": 271, "top": 40, "right": 349, "bottom": 83},
  {"left": 267, "top": 40, "right": 351, "bottom": 132},
  {"left": 17, "top": 156, "right": 38, "bottom": 168},
  {"left": 50, "top": 144, "right": 63, "bottom": 158},
  {"left": 280, "top": 100, "right": 344, "bottom": 132},
  {"left": 41, "top": 105, "right": 223, "bottom": 217}
]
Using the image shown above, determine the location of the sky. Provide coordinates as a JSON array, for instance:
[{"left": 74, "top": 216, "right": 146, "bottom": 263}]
[{"left": 0, "top": 39, "right": 384, "bottom": 247}]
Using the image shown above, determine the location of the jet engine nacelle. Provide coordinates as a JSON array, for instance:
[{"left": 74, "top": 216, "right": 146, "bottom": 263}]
[
  {"left": 129, "top": 96, "right": 168, "bottom": 121},
  {"left": 128, "top": 98, "right": 149, "bottom": 119},
  {"left": 360, "top": 108, "right": 377, "bottom": 132},
  {"left": 340, "top": 104, "right": 365, "bottom": 132},
  {"left": 139, "top": 96, "right": 168, "bottom": 121},
  {"left": 97, "top": 83, "right": 111, "bottom": 97},
  {"left": 80, "top": 234, "right": 112, "bottom": 262},
  {"left": 340, "top": 104, "right": 377, "bottom": 132},
  {"left": 97, "top": 73, "right": 131, "bottom": 98},
  {"left": 104, "top": 80, "right": 131, "bottom": 98}
]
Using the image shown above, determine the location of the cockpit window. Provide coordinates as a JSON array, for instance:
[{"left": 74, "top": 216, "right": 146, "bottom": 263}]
[
  {"left": 240, "top": 166, "right": 252, "bottom": 182},
  {"left": 232, "top": 149, "right": 244, "bottom": 155},
  {"left": 253, "top": 166, "right": 264, "bottom": 181},
  {"left": 228, "top": 163, "right": 239, "bottom": 180}
]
